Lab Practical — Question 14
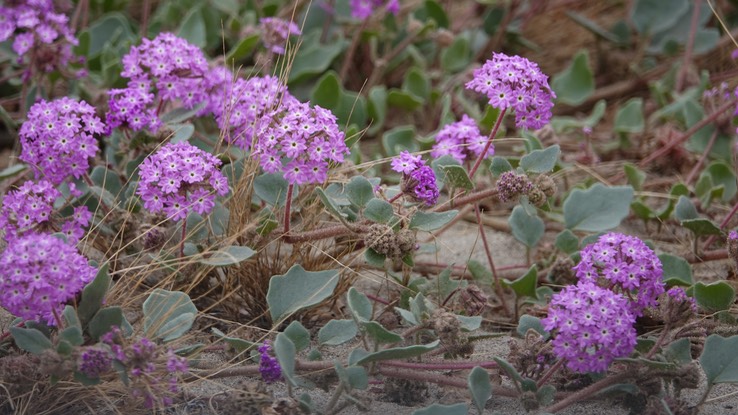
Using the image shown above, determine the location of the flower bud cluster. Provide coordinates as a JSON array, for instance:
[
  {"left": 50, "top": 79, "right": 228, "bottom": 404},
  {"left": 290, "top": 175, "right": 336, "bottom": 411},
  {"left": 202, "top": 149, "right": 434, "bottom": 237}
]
[
  {"left": 259, "top": 17, "right": 301, "bottom": 55},
  {"left": 391, "top": 151, "right": 439, "bottom": 206},
  {"left": 431, "top": 115, "right": 493, "bottom": 163}
]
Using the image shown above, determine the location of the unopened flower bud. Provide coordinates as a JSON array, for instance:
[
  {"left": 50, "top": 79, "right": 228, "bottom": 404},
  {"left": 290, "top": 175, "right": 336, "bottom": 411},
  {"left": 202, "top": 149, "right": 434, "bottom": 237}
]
[
  {"left": 459, "top": 285, "right": 488, "bottom": 316},
  {"left": 534, "top": 174, "right": 557, "bottom": 197},
  {"left": 434, "top": 29, "right": 454, "bottom": 47},
  {"left": 528, "top": 187, "right": 547, "bottom": 207},
  {"left": 496, "top": 171, "right": 533, "bottom": 203}
]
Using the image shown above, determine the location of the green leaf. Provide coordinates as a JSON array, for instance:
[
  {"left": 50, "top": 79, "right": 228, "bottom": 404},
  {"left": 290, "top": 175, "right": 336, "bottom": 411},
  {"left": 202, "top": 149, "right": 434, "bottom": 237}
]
[
  {"left": 211, "top": 328, "right": 256, "bottom": 353},
  {"left": 254, "top": 173, "right": 290, "bottom": 207},
  {"left": 503, "top": 265, "right": 538, "bottom": 299},
  {"left": 361, "top": 321, "right": 403, "bottom": 344},
  {"left": 624, "top": 163, "right": 647, "bottom": 191},
  {"left": 658, "top": 254, "right": 693, "bottom": 286},
  {"left": 440, "top": 165, "right": 474, "bottom": 190},
  {"left": 160, "top": 102, "right": 208, "bottom": 124},
  {"left": 458, "top": 315, "right": 482, "bottom": 331},
  {"left": 674, "top": 195, "right": 698, "bottom": 221},
  {"left": 409, "top": 210, "right": 458, "bottom": 231},
  {"left": 78, "top": 263, "right": 111, "bottom": 327},
  {"left": 10, "top": 327, "right": 52, "bottom": 355},
  {"left": 226, "top": 34, "right": 259, "bottom": 63},
  {"left": 355, "top": 340, "right": 440, "bottom": 365},
  {"left": 493, "top": 357, "right": 524, "bottom": 385},
  {"left": 412, "top": 404, "right": 468, "bottom": 415},
  {"left": 267, "top": 265, "right": 340, "bottom": 324},
  {"left": 142, "top": 289, "right": 198, "bottom": 341},
  {"left": 441, "top": 37, "right": 470, "bottom": 73},
  {"left": 365, "top": 248, "right": 387, "bottom": 267},
  {"left": 517, "top": 314, "right": 549, "bottom": 339},
  {"left": 63, "top": 305, "right": 81, "bottom": 329},
  {"left": 364, "top": 198, "right": 395, "bottom": 223},
  {"left": 665, "top": 337, "right": 692, "bottom": 365},
  {"left": 168, "top": 123, "right": 194, "bottom": 143},
  {"left": 0, "top": 164, "right": 27, "bottom": 180},
  {"left": 693, "top": 281, "right": 735, "bottom": 312},
  {"left": 387, "top": 89, "right": 424, "bottom": 111},
  {"left": 368, "top": 86, "right": 388, "bottom": 134},
  {"left": 631, "top": 0, "right": 689, "bottom": 34},
  {"left": 403, "top": 67, "right": 430, "bottom": 101},
  {"left": 468, "top": 366, "right": 492, "bottom": 413},
  {"left": 89, "top": 306, "right": 125, "bottom": 341},
  {"left": 347, "top": 288, "right": 372, "bottom": 322},
  {"left": 84, "top": 13, "right": 135, "bottom": 58},
  {"left": 681, "top": 218, "right": 722, "bottom": 236},
  {"left": 509, "top": 206, "right": 544, "bottom": 248},
  {"left": 346, "top": 176, "right": 375, "bottom": 208},
  {"left": 614, "top": 98, "right": 645, "bottom": 134},
  {"left": 284, "top": 321, "right": 311, "bottom": 352},
  {"left": 382, "top": 126, "right": 418, "bottom": 156},
  {"left": 288, "top": 30, "right": 346, "bottom": 84},
  {"left": 395, "top": 307, "right": 418, "bottom": 325},
  {"left": 59, "top": 326, "right": 84, "bottom": 347},
  {"left": 701, "top": 335, "right": 738, "bottom": 384},
  {"left": 178, "top": 6, "right": 206, "bottom": 48},
  {"left": 310, "top": 71, "right": 342, "bottom": 109},
  {"left": 519, "top": 145, "right": 560, "bottom": 174},
  {"left": 467, "top": 260, "right": 492, "bottom": 284},
  {"left": 90, "top": 166, "right": 123, "bottom": 198},
  {"left": 551, "top": 50, "right": 594, "bottom": 106},
  {"left": 490, "top": 156, "right": 513, "bottom": 177},
  {"left": 555, "top": 229, "right": 579, "bottom": 254},
  {"left": 274, "top": 333, "right": 297, "bottom": 386},
  {"left": 563, "top": 184, "right": 634, "bottom": 232},
  {"left": 566, "top": 11, "right": 623, "bottom": 43},
  {"left": 706, "top": 161, "right": 737, "bottom": 201},
  {"left": 316, "top": 187, "right": 349, "bottom": 221},
  {"left": 318, "top": 319, "right": 358, "bottom": 346},
  {"left": 199, "top": 246, "right": 255, "bottom": 266}
]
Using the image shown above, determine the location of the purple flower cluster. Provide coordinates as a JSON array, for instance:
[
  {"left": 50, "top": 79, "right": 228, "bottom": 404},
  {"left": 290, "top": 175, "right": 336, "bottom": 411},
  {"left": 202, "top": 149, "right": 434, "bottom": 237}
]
[
  {"left": 206, "top": 72, "right": 291, "bottom": 150},
  {"left": 0, "top": 179, "right": 91, "bottom": 243},
  {"left": 252, "top": 99, "right": 349, "bottom": 185},
  {"left": 666, "top": 286, "right": 697, "bottom": 313},
  {"left": 19, "top": 97, "right": 103, "bottom": 184},
  {"left": 391, "top": 151, "right": 439, "bottom": 206},
  {"left": 101, "top": 328, "right": 189, "bottom": 408},
  {"left": 431, "top": 115, "right": 492, "bottom": 163},
  {"left": 259, "top": 17, "right": 301, "bottom": 55},
  {"left": 107, "top": 33, "right": 208, "bottom": 132},
  {"left": 574, "top": 232, "right": 664, "bottom": 314},
  {"left": 496, "top": 170, "right": 533, "bottom": 202},
  {"left": 78, "top": 347, "right": 113, "bottom": 379},
  {"left": 350, "top": 0, "right": 400, "bottom": 20},
  {"left": 137, "top": 141, "right": 229, "bottom": 221},
  {"left": 258, "top": 341, "right": 282, "bottom": 384},
  {"left": 542, "top": 282, "right": 637, "bottom": 373},
  {"left": 0, "top": 233, "right": 96, "bottom": 325},
  {"left": 0, "top": 0, "right": 78, "bottom": 75},
  {"left": 465, "top": 53, "right": 555, "bottom": 130}
]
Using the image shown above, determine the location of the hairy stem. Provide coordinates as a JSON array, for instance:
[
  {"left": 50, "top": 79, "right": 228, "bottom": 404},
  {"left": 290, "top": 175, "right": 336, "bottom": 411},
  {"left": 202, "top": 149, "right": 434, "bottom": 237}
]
[
  {"left": 179, "top": 218, "right": 187, "bottom": 258},
  {"left": 544, "top": 371, "right": 632, "bottom": 413},
  {"left": 431, "top": 186, "right": 499, "bottom": 213},
  {"left": 475, "top": 204, "right": 509, "bottom": 316},
  {"left": 283, "top": 183, "right": 294, "bottom": 236}
]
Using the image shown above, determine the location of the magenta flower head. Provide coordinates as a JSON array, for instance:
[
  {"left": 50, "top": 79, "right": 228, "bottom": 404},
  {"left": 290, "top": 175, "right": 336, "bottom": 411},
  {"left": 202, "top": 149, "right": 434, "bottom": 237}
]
[
  {"left": 542, "top": 282, "right": 637, "bottom": 373},
  {"left": 573, "top": 232, "right": 664, "bottom": 315},
  {"left": 206, "top": 72, "right": 293, "bottom": 150},
  {"left": 258, "top": 341, "right": 282, "bottom": 383},
  {"left": 350, "top": 0, "right": 400, "bottom": 20},
  {"left": 0, "top": 233, "right": 96, "bottom": 325},
  {"left": 431, "top": 115, "right": 493, "bottom": 163},
  {"left": 0, "top": 179, "right": 91, "bottom": 243},
  {"left": 19, "top": 97, "right": 103, "bottom": 185},
  {"left": 465, "top": 53, "right": 555, "bottom": 130},
  {"left": 107, "top": 32, "right": 209, "bottom": 132},
  {"left": 0, "top": 0, "right": 79, "bottom": 75},
  {"left": 259, "top": 17, "right": 301, "bottom": 55},
  {"left": 137, "top": 141, "right": 229, "bottom": 221},
  {"left": 252, "top": 100, "right": 349, "bottom": 185},
  {"left": 391, "top": 151, "right": 439, "bottom": 206}
]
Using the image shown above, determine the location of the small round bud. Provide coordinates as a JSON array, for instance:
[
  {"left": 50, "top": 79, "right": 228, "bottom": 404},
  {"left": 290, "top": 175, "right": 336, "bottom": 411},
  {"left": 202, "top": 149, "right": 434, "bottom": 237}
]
[
  {"left": 459, "top": 285, "right": 488, "bottom": 316},
  {"left": 407, "top": 17, "right": 424, "bottom": 34},
  {"left": 534, "top": 174, "right": 557, "bottom": 197},
  {"left": 396, "top": 229, "right": 417, "bottom": 256},
  {"left": 434, "top": 29, "right": 455, "bottom": 47},
  {"left": 528, "top": 187, "right": 547, "bottom": 207},
  {"left": 365, "top": 224, "right": 396, "bottom": 257}
]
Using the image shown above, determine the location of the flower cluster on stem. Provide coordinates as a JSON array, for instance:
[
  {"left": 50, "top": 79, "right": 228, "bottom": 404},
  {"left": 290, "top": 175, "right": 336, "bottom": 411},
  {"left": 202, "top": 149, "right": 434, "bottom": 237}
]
[
  {"left": 0, "top": 0, "right": 79, "bottom": 77},
  {"left": 0, "top": 179, "right": 91, "bottom": 243},
  {"left": 574, "top": 232, "right": 664, "bottom": 315},
  {"left": 258, "top": 341, "right": 282, "bottom": 383},
  {"left": 350, "top": 0, "right": 400, "bottom": 20},
  {"left": 106, "top": 32, "right": 208, "bottom": 132},
  {"left": 137, "top": 141, "right": 229, "bottom": 221},
  {"left": 542, "top": 282, "right": 637, "bottom": 373},
  {"left": 431, "top": 114, "right": 493, "bottom": 163},
  {"left": 19, "top": 97, "right": 103, "bottom": 184},
  {"left": 0, "top": 233, "right": 96, "bottom": 325},
  {"left": 252, "top": 99, "right": 349, "bottom": 185},
  {"left": 391, "top": 151, "right": 439, "bottom": 206},
  {"left": 465, "top": 52, "right": 555, "bottom": 130},
  {"left": 259, "top": 17, "right": 301, "bottom": 55}
]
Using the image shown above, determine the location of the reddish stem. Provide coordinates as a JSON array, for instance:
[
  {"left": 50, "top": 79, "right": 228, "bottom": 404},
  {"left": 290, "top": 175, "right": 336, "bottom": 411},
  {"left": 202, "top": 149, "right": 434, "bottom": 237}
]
[
  {"left": 475, "top": 204, "right": 510, "bottom": 315},
  {"left": 388, "top": 191, "right": 404, "bottom": 204},
  {"left": 179, "top": 219, "right": 187, "bottom": 258},
  {"left": 468, "top": 108, "right": 507, "bottom": 179},
  {"left": 382, "top": 360, "right": 497, "bottom": 371},
  {"left": 283, "top": 183, "right": 294, "bottom": 237}
]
